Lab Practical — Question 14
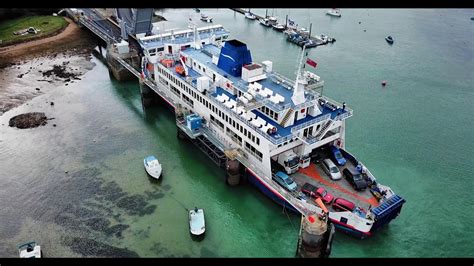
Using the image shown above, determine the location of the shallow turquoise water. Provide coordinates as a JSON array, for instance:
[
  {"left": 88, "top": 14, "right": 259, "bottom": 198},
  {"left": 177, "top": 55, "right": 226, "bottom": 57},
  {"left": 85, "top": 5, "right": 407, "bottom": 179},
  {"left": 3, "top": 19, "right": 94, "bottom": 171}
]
[{"left": 0, "top": 9, "right": 472, "bottom": 257}]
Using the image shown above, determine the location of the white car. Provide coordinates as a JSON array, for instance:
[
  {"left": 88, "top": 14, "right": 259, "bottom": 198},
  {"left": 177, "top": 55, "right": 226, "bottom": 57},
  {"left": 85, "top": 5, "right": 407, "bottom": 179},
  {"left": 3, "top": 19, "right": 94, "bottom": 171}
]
[{"left": 321, "top": 159, "right": 342, "bottom": 180}]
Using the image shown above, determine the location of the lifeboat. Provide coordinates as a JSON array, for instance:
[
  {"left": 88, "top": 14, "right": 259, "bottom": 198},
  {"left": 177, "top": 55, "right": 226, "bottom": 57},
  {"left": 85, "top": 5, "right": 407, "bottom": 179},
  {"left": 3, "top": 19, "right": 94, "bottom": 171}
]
[
  {"left": 160, "top": 59, "right": 174, "bottom": 68},
  {"left": 175, "top": 65, "right": 185, "bottom": 76}
]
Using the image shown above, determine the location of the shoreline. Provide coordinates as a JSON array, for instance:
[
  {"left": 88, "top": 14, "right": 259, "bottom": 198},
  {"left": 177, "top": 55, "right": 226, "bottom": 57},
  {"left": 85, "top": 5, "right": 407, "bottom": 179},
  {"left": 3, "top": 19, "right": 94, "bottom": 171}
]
[
  {"left": 0, "top": 17, "right": 95, "bottom": 69},
  {"left": 0, "top": 16, "right": 97, "bottom": 116}
]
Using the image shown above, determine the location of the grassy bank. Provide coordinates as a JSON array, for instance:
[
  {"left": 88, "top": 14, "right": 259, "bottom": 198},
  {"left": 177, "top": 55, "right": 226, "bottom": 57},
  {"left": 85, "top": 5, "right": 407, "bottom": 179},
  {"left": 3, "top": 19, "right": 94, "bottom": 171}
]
[{"left": 0, "top": 15, "right": 69, "bottom": 47}]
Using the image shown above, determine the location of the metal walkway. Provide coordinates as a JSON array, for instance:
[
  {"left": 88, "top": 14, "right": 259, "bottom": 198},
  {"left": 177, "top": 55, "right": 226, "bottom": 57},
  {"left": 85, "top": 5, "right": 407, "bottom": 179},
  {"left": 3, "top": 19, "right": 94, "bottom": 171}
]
[{"left": 67, "top": 8, "right": 122, "bottom": 44}]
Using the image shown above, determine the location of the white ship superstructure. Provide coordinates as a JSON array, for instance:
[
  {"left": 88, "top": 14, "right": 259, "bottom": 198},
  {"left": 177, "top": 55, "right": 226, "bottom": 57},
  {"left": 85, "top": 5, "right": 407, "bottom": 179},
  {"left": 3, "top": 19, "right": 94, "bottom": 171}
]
[{"left": 137, "top": 24, "right": 405, "bottom": 239}]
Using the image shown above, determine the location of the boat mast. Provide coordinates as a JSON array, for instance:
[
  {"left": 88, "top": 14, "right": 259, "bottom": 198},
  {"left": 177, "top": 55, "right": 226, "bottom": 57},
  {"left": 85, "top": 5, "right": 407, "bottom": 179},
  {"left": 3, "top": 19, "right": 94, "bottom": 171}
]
[
  {"left": 291, "top": 45, "right": 308, "bottom": 105},
  {"left": 193, "top": 23, "right": 202, "bottom": 50}
]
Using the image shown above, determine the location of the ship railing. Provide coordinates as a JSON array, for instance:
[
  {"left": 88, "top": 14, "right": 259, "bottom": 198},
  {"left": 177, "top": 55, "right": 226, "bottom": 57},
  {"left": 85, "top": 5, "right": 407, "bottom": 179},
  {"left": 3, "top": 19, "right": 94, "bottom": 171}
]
[
  {"left": 291, "top": 113, "right": 331, "bottom": 133},
  {"left": 233, "top": 153, "right": 318, "bottom": 216},
  {"left": 320, "top": 95, "right": 353, "bottom": 113},
  {"left": 271, "top": 71, "right": 296, "bottom": 87},
  {"left": 207, "top": 95, "right": 297, "bottom": 146}
]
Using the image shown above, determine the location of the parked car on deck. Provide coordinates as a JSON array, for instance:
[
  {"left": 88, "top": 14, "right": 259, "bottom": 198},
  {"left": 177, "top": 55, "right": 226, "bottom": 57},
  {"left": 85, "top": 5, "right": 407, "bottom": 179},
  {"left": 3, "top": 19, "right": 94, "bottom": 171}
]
[
  {"left": 330, "top": 145, "right": 346, "bottom": 166},
  {"left": 321, "top": 158, "right": 342, "bottom": 180},
  {"left": 301, "top": 182, "right": 318, "bottom": 198},
  {"left": 315, "top": 187, "right": 334, "bottom": 204},
  {"left": 273, "top": 171, "right": 297, "bottom": 192},
  {"left": 332, "top": 197, "right": 356, "bottom": 212},
  {"left": 343, "top": 167, "right": 368, "bottom": 191}
]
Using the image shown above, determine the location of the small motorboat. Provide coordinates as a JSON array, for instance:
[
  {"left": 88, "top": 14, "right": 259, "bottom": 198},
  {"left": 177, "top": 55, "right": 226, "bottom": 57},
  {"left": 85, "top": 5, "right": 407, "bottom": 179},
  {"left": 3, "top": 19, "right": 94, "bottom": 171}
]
[
  {"left": 18, "top": 241, "right": 41, "bottom": 258},
  {"left": 189, "top": 207, "right": 205, "bottom": 236},
  {"left": 272, "top": 23, "right": 286, "bottom": 31},
  {"left": 259, "top": 18, "right": 272, "bottom": 27},
  {"left": 200, "top": 14, "right": 213, "bottom": 23},
  {"left": 299, "top": 27, "right": 310, "bottom": 35},
  {"left": 385, "top": 35, "right": 394, "bottom": 44},
  {"left": 326, "top": 8, "right": 342, "bottom": 17},
  {"left": 244, "top": 10, "right": 256, "bottom": 20},
  {"left": 144, "top": 155, "right": 162, "bottom": 179},
  {"left": 268, "top": 16, "right": 278, "bottom": 23}
]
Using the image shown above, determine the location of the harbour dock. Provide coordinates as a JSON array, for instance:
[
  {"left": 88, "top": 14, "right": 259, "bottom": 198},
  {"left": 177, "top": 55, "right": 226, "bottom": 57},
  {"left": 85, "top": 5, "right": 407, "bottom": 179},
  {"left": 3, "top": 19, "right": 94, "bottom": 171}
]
[{"left": 230, "top": 8, "right": 335, "bottom": 48}]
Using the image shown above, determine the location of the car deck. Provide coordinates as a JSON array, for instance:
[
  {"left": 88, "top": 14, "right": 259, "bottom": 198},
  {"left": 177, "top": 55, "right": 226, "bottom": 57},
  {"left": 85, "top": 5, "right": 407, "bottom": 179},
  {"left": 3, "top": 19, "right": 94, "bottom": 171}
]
[{"left": 290, "top": 148, "right": 381, "bottom": 212}]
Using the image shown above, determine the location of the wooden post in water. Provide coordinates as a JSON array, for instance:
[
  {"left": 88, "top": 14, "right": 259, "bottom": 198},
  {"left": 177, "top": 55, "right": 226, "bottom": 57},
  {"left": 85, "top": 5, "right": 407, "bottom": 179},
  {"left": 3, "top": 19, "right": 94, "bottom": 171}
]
[{"left": 224, "top": 151, "right": 241, "bottom": 186}]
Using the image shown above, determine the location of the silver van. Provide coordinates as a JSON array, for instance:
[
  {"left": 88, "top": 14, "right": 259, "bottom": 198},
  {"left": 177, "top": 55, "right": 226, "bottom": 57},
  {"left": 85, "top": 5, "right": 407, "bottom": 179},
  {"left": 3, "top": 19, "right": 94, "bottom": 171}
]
[{"left": 322, "top": 159, "right": 342, "bottom": 180}]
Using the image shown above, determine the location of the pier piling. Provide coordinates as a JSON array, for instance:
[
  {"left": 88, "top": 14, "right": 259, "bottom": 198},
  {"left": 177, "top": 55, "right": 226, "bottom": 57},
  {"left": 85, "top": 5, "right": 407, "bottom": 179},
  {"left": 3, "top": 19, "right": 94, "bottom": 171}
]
[{"left": 225, "top": 158, "right": 241, "bottom": 186}]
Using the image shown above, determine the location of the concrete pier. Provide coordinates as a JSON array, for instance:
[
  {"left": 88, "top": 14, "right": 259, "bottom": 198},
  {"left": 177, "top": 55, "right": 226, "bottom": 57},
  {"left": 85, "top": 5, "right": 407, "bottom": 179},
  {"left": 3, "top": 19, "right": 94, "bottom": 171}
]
[
  {"left": 106, "top": 45, "right": 136, "bottom": 81},
  {"left": 296, "top": 214, "right": 335, "bottom": 258}
]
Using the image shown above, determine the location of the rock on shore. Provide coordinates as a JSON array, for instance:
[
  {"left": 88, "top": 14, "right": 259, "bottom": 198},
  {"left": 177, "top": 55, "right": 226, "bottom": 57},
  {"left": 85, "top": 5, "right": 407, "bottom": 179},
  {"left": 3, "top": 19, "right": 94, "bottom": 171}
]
[{"left": 8, "top": 112, "right": 48, "bottom": 129}]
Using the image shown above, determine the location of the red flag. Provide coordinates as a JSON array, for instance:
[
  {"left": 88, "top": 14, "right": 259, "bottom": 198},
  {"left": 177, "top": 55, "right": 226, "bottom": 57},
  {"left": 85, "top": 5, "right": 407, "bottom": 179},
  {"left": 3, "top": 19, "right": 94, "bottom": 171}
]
[{"left": 306, "top": 58, "right": 317, "bottom": 68}]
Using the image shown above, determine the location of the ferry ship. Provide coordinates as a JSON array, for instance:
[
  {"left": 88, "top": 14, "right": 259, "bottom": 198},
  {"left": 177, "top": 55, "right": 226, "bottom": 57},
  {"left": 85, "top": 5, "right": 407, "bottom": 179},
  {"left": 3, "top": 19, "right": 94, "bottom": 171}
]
[{"left": 135, "top": 23, "right": 405, "bottom": 239}]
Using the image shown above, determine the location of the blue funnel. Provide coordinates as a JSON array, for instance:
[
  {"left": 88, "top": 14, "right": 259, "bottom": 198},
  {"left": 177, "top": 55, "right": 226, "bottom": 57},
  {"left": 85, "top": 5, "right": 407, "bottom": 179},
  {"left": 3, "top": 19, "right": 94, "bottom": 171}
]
[{"left": 217, "top": 40, "right": 252, "bottom": 77}]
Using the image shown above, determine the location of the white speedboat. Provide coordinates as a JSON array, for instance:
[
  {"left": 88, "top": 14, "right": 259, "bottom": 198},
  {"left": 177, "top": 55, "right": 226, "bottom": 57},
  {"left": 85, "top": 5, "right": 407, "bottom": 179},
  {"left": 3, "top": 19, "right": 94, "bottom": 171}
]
[
  {"left": 244, "top": 10, "right": 256, "bottom": 20},
  {"left": 200, "top": 14, "right": 213, "bottom": 23},
  {"left": 189, "top": 207, "right": 205, "bottom": 236},
  {"left": 299, "top": 27, "right": 310, "bottom": 35},
  {"left": 272, "top": 23, "right": 286, "bottom": 31},
  {"left": 18, "top": 241, "right": 41, "bottom": 258},
  {"left": 144, "top": 155, "right": 162, "bottom": 179},
  {"left": 268, "top": 16, "right": 278, "bottom": 23},
  {"left": 259, "top": 18, "right": 272, "bottom": 27},
  {"left": 326, "top": 9, "right": 341, "bottom": 17}
]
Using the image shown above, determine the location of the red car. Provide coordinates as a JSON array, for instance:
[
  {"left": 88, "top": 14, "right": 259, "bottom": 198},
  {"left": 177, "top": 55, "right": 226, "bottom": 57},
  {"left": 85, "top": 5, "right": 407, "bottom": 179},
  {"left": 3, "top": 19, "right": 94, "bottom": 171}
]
[{"left": 315, "top": 187, "right": 334, "bottom": 204}]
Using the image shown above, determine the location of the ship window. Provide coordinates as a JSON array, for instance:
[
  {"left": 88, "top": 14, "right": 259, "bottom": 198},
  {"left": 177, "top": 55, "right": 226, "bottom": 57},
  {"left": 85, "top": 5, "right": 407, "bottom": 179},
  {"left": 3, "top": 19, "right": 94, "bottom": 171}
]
[
  {"left": 251, "top": 135, "right": 255, "bottom": 142},
  {"left": 256, "top": 138, "right": 260, "bottom": 145},
  {"left": 203, "top": 68, "right": 206, "bottom": 73},
  {"left": 340, "top": 217, "right": 348, "bottom": 224},
  {"left": 157, "top": 47, "right": 164, "bottom": 52},
  {"left": 316, "top": 124, "right": 321, "bottom": 131},
  {"left": 303, "top": 128, "right": 308, "bottom": 137}
]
